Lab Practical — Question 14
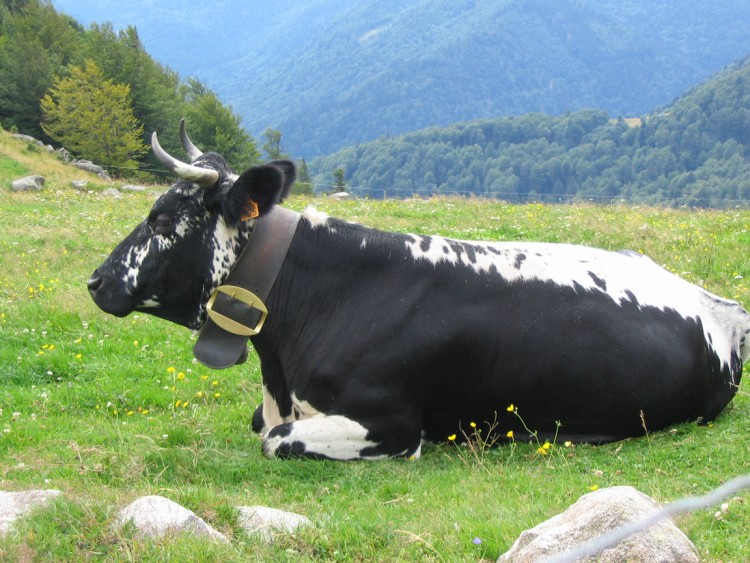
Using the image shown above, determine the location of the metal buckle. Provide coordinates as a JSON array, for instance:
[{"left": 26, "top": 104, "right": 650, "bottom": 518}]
[{"left": 206, "top": 285, "right": 268, "bottom": 336}]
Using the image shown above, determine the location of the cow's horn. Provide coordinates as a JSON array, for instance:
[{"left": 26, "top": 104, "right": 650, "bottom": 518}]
[
  {"left": 151, "top": 131, "right": 219, "bottom": 188},
  {"left": 179, "top": 118, "right": 203, "bottom": 161}
]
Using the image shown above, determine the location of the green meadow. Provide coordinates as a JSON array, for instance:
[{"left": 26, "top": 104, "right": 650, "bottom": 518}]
[{"left": 1, "top": 138, "right": 749, "bottom": 560}]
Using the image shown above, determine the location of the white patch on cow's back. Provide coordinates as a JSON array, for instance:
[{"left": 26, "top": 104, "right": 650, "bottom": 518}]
[
  {"left": 405, "top": 235, "right": 750, "bottom": 371},
  {"left": 302, "top": 206, "right": 330, "bottom": 229},
  {"left": 263, "top": 413, "right": 387, "bottom": 460}
]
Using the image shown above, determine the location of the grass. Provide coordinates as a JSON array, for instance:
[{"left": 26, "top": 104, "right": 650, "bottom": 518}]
[{"left": 0, "top": 135, "right": 749, "bottom": 559}]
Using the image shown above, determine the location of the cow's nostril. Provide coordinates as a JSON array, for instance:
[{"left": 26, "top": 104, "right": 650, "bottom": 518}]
[{"left": 87, "top": 276, "right": 103, "bottom": 294}]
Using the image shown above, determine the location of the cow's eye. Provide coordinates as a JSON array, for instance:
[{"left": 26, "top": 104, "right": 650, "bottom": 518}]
[{"left": 152, "top": 214, "right": 175, "bottom": 235}]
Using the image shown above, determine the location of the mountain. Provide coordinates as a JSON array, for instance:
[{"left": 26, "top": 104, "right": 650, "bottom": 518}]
[
  {"left": 52, "top": 0, "right": 750, "bottom": 158},
  {"left": 309, "top": 56, "right": 750, "bottom": 207}
]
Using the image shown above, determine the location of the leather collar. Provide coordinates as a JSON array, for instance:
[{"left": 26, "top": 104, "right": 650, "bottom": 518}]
[{"left": 193, "top": 205, "right": 301, "bottom": 369}]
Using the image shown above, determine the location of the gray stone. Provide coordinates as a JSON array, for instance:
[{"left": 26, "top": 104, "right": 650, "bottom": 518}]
[
  {"left": 11, "top": 175, "right": 45, "bottom": 191},
  {"left": 100, "top": 188, "right": 121, "bottom": 198},
  {"left": 116, "top": 495, "right": 229, "bottom": 543},
  {"left": 71, "top": 180, "right": 89, "bottom": 190},
  {"left": 497, "top": 486, "right": 700, "bottom": 563},
  {"left": 329, "top": 191, "right": 351, "bottom": 200},
  {"left": 0, "top": 490, "right": 63, "bottom": 536},
  {"left": 237, "top": 505, "right": 312, "bottom": 543},
  {"left": 73, "top": 160, "right": 104, "bottom": 175},
  {"left": 10, "top": 133, "right": 37, "bottom": 144},
  {"left": 120, "top": 184, "right": 152, "bottom": 193},
  {"left": 56, "top": 147, "right": 72, "bottom": 162}
]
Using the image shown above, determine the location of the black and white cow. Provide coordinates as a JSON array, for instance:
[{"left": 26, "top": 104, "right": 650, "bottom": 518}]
[{"left": 88, "top": 123, "right": 750, "bottom": 460}]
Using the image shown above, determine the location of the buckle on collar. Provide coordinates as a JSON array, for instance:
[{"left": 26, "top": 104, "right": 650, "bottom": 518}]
[{"left": 206, "top": 285, "right": 268, "bottom": 336}]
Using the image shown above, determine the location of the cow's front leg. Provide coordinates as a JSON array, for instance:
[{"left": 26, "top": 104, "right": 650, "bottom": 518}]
[
  {"left": 262, "top": 414, "right": 421, "bottom": 461},
  {"left": 251, "top": 403, "right": 264, "bottom": 434}
]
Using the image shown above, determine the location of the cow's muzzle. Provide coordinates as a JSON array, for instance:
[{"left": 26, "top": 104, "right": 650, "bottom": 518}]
[{"left": 87, "top": 272, "right": 132, "bottom": 317}]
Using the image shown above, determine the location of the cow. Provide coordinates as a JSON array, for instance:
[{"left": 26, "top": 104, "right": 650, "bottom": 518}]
[{"left": 88, "top": 121, "right": 750, "bottom": 460}]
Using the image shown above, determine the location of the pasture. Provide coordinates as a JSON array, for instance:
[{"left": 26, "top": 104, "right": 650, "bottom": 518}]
[{"left": 1, "top": 178, "right": 749, "bottom": 560}]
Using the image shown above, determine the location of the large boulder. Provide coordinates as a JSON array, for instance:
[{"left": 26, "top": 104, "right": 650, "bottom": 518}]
[
  {"left": 73, "top": 160, "right": 104, "bottom": 175},
  {"left": 498, "top": 486, "right": 700, "bottom": 562},
  {"left": 237, "top": 505, "right": 312, "bottom": 543},
  {"left": 0, "top": 490, "right": 63, "bottom": 536},
  {"left": 10, "top": 133, "right": 40, "bottom": 145},
  {"left": 116, "top": 495, "right": 229, "bottom": 543},
  {"left": 11, "top": 175, "right": 45, "bottom": 191},
  {"left": 73, "top": 160, "right": 112, "bottom": 181}
]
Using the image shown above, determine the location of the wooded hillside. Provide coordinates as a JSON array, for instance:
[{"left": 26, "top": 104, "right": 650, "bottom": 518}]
[
  {"left": 0, "top": 0, "right": 258, "bottom": 176},
  {"left": 311, "top": 56, "right": 750, "bottom": 207}
]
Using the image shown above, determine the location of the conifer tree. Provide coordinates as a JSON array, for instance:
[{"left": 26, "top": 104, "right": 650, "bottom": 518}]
[{"left": 40, "top": 60, "right": 147, "bottom": 170}]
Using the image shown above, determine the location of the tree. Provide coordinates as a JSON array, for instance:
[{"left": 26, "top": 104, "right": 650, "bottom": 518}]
[
  {"left": 40, "top": 60, "right": 147, "bottom": 170},
  {"left": 83, "top": 23, "right": 184, "bottom": 162},
  {"left": 262, "top": 128, "right": 289, "bottom": 160},
  {"left": 182, "top": 78, "right": 260, "bottom": 171},
  {"left": 333, "top": 167, "right": 347, "bottom": 192},
  {"left": 0, "top": 0, "right": 82, "bottom": 138},
  {"left": 294, "top": 158, "right": 314, "bottom": 195}
]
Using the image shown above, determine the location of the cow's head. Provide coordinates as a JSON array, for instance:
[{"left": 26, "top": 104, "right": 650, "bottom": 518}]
[{"left": 87, "top": 120, "right": 296, "bottom": 329}]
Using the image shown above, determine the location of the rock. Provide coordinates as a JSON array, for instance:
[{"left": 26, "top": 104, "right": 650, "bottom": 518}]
[
  {"left": 10, "top": 133, "right": 38, "bottom": 144},
  {"left": 71, "top": 180, "right": 89, "bottom": 190},
  {"left": 329, "top": 191, "right": 351, "bottom": 200},
  {"left": 11, "top": 175, "right": 45, "bottom": 191},
  {"left": 0, "top": 490, "right": 63, "bottom": 536},
  {"left": 116, "top": 495, "right": 229, "bottom": 543},
  {"left": 100, "top": 188, "right": 121, "bottom": 198},
  {"left": 73, "top": 160, "right": 111, "bottom": 181},
  {"left": 497, "top": 486, "right": 700, "bottom": 563},
  {"left": 56, "top": 147, "right": 72, "bottom": 162},
  {"left": 237, "top": 505, "right": 312, "bottom": 543},
  {"left": 120, "top": 184, "right": 152, "bottom": 193},
  {"left": 73, "top": 160, "right": 104, "bottom": 174}
]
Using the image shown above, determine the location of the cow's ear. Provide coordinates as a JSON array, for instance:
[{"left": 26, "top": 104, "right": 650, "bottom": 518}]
[
  {"left": 267, "top": 160, "right": 297, "bottom": 202},
  {"left": 224, "top": 164, "right": 287, "bottom": 225}
]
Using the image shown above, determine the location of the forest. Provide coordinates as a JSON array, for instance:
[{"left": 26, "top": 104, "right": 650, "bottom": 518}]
[
  {"left": 0, "top": 0, "right": 260, "bottom": 176},
  {"left": 2, "top": 0, "right": 750, "bottom": 206},
  {"left": 311, "top": 56, "right": 750, "bottom": 207}
]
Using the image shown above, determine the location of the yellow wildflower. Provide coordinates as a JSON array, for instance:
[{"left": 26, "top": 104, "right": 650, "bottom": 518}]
[
  {"left": 447, "top": 434, "right": 457, "bottom": 441},
  {"left": 506, "top": 404, "right": 515, "bottom": 412},
  {"left": 506, "top": 430, "right": 514, "bottom": 439}
]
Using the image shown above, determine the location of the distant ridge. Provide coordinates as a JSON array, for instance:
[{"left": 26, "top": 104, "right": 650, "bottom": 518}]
[
  {"left": 53, "top": 0, "right": 750, "bottom": 157},
  {"left": 310, "top": 56, "right": 750, "bottom": 208}
]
